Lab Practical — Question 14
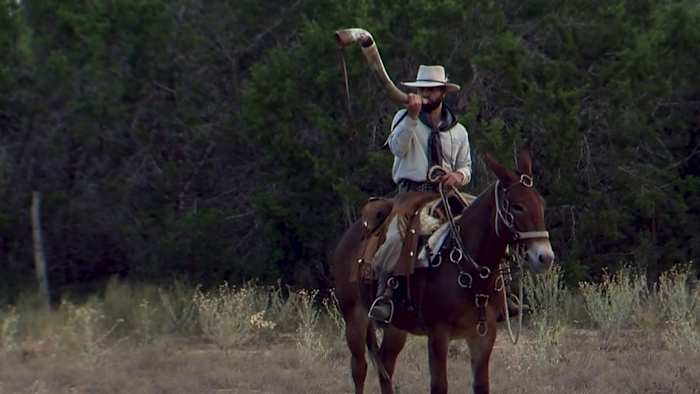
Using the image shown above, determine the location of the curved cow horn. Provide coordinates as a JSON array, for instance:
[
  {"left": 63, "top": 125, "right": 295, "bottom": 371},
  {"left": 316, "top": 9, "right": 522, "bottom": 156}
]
[{"left": 335, "top": 28, "right": 409, "bottom": 105}]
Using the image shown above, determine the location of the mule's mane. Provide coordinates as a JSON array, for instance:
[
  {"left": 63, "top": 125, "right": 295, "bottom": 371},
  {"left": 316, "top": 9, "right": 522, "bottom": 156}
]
[
  {"left": 451, "top": 181, "right": 514, "bottom": 272},
  {"left": 457, "top": 182, "right": 496, "bottom": 227}
]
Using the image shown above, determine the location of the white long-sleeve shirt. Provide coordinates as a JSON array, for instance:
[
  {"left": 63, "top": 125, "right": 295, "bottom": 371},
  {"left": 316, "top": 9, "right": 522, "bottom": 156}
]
[{"left": 386, "top": 108, "right": 472, "bottom": 186}]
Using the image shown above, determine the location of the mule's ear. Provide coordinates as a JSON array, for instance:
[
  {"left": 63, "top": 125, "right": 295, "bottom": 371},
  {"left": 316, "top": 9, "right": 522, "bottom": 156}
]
[
  {"left": 484, "top": 152, "right": 514, "bottom": 183},
  {"left": 517, "top": 149, "right": 533, "bottom": 176}
]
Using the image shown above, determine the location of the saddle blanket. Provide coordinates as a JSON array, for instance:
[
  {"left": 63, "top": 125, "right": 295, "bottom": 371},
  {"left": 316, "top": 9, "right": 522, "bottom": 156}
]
[{"left": 416, "top": 215, "right": 460, "bottom": 268}]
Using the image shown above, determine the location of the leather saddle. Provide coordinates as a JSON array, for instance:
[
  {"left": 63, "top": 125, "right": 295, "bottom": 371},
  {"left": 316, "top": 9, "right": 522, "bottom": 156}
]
[{"left": 355, "top": 191, "right": 472, "bottom": 281}]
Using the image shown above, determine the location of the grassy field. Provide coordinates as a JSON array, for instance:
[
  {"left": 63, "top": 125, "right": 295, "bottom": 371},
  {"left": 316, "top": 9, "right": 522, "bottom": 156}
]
[{"left": 1, "top": 267, "right": 699, "bottom": 394}]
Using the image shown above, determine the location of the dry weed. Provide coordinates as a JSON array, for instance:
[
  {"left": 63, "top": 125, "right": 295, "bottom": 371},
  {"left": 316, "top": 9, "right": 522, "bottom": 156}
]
[
  {"left": 321, "top": 290, "right": 345, "bottom": 339},
  {"left": 193, "top": 282, "right": 276, "bottom": 351},
  {"left": 3, "top": 278, "right": 700, "bottom": 393},
  {"left": 136, "top": 298, "right": 156, "bottom": 344},
  {"left": 523, "top": 266, "right": 567, "bottom": 366},
  {"left": 157, "top": 281, "right": 200, "bottom": 335},
  {"left": 294, "top": 289, "right": 330, "bottom": 363},
  {"left": 1, "top": 306, "right": 20, "bottom": 353},
  {"left": 267, "top": 283, "right": 301, "bottom": 332},
  {"left": 59, "top": 299, "right": 123, "bottom": 366},
  {"left": 579, "top": 268, "right": 647, "bottom": 346},
  {"left": 658, "top": 265, "right": 700, "bottom": 353},
  {"left": 289, "top": 289, "right": 351, "bottom": 364},
  {"left": 101, "top": 278, "right": 201, "bottom": 342}
]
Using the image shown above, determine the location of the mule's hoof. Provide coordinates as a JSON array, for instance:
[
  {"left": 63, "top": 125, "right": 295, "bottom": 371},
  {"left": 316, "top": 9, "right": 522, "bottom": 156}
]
[{"left": 368, "top": 297, "right": 394, "bottom": 324}]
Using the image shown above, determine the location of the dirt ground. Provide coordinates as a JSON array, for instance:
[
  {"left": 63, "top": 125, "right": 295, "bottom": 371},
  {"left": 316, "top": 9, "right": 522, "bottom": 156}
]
[{"left": 1, "top": 328, "right": 699, "bottom": 394}]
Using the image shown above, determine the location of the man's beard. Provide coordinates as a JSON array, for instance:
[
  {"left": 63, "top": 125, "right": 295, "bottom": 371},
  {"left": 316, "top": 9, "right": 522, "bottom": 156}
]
[{"left": 422, "top": 97, "right": 442, "bottom": 112}]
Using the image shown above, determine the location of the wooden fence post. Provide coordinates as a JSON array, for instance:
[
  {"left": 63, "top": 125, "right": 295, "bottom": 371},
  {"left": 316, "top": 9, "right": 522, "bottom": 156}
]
[{"left": 31, "top": 191, "right": 50, "bottom": 308}]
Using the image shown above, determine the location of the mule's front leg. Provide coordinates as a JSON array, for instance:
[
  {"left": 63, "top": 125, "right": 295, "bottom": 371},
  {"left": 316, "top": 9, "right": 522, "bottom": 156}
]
[
  {"left": 467, "top": 324, "right": 496, "bottom": 394},
  {"left": 427, "top": 327, "right": 450, "bottom": 394}
]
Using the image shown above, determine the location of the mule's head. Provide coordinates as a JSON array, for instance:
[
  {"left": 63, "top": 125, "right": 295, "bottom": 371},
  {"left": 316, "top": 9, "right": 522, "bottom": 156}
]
[{"left": 484, "top": 150, "right": 555, "bottom": 273}]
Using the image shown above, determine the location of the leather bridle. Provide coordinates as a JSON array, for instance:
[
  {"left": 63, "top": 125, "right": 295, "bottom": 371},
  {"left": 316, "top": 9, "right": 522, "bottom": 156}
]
[
  {"left": 427, "top": 166, "right": 550, "bottom": 337},
  {"left": 494, "top": 174, "right": 550, "bottom": 241}
]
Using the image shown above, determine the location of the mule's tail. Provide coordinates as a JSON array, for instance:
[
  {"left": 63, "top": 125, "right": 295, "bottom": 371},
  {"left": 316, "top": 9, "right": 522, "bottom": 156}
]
[{"left": 366, "top": 320, "right": 390, "bottom": 381}]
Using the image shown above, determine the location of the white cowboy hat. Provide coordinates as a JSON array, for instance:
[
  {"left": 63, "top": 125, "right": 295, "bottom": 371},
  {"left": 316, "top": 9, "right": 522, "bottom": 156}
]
[{"left": 401, "top": 65, "right": 461, "bottom": 93}]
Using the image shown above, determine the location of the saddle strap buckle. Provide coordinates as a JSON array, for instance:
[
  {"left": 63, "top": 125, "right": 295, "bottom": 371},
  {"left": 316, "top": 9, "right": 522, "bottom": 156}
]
[
  {"left": 475, "top": 293, "right": 490, "bottom": 336},
  {"left": 476, "top": 320, "right": 488, "bottom": 336},
  {"left": 475, "top": 293, "right": 490, "bottom": 308},
  {"left": 387, "top": 276, "right": 400, "bottom": 290},
  {"left": 520, "top": 174, "right": 534, "bottom": 188},
  {"left": 494, "top": 275, "right": 505, "bottom": 292},
  {"left": 457, "top": 272, "right": 473, "bottom": 288},
  {"left": 478, "top": 266, "right": 492, "bottom": 279},
  {"left": 450, "top": 247, "right": 463, "bottom": 264}
]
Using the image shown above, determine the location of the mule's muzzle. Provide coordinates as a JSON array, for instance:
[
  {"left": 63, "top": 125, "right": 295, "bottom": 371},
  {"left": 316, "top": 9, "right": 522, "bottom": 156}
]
[{"left": 524, "top": 240, "right": 555, "bottom": 273}]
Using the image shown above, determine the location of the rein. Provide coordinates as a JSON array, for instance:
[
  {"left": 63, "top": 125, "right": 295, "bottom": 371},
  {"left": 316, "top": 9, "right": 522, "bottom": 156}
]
[{"left": 499, "top": 251, "right": 525, "bottom": 344}]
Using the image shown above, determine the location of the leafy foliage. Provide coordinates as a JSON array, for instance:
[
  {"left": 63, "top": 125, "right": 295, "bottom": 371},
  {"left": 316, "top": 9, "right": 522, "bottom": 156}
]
[{"left": 0, "top": 0, "right": 699, "bottom": 299}]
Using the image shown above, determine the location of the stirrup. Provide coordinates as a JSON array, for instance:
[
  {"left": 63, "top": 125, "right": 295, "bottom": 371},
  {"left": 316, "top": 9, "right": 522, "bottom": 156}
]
[{"left": 368, "top": 297, "right": 394, "bottom": 324}]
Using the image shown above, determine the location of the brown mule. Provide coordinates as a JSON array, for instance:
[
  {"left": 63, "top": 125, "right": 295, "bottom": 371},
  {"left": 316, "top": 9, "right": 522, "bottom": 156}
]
[{"left": 332, "top": 150, "right": 555, "bottom": 394}]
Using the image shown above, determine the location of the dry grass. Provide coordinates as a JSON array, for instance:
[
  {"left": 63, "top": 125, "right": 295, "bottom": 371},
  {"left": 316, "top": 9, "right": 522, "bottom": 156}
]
[
  {"left": 522, "top": 266, "right": 568, "bottom": 366},
  {"left": 1, "top": 327, "right": 698, "bottom": 394},
  {"left": 658, "top": 265, "right": 700, "bottom": 353},
  {"left": 1, "top": 266, "right": 699, "bottom": 393},
  {"left": 579, "top": 267, "right": 648, "bottom": 347}
]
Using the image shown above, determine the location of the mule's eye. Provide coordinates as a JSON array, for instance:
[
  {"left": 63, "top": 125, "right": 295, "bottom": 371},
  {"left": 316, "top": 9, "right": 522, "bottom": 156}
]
[{"left": 511, "top": 204, "right": 526, "bottom": 214}]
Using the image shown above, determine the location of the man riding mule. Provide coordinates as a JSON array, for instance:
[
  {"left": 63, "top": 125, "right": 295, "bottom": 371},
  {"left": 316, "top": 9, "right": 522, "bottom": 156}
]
[
  {"left": 368, "top": 64, "right": 473, "bottom": 324},
  {"left": 333, "top": 148, "right": 555, "bottom": 394},
  {"left": 334, "top": 28, "right": 555, "bottom": 394}
]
